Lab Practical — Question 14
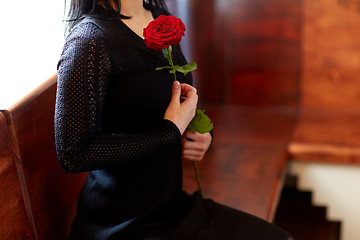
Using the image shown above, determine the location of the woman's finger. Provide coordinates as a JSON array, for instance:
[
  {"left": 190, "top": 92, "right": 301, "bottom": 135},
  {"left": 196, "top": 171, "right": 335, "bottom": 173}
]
[
  {"left": 182, "top": 149, "right": 203, "bottom": 156},
  {"left": 182, "top": 139, "right": 207, "bottom": 151},
  {"left": 182, "top": 153, "right": 203, "bottom": 162},
  {"left": 180, "top": 83, "right": 197, "bottom": 96},
  {"left": 170, "top": 81, "right": 181, "bottom": 105}
]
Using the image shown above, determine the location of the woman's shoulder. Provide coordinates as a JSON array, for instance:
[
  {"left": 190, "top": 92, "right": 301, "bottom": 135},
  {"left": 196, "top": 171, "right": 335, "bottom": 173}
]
[
  {"left": 59, "top": 19, "right": 112, "bottom": 65},
  {"left": 62, "top": 18, "right": 115, "bottom": 58},
  {"left": 66, "top": 17, "right": 109, "bottom": 41}
]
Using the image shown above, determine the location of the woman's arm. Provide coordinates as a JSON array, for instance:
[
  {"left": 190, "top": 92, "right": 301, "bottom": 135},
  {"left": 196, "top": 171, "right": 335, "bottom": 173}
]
[{"left": 55, "top": 22, "right": 183, "bottom": 174}]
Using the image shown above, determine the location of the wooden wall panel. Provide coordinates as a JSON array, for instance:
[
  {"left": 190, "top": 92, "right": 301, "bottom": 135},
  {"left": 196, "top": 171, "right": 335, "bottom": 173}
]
[
  {"left": 301, "top": 0, "right": 360, "bottom": 111},
  {"left": 188, "top": 0, "right": 301, "bottom": 107},
  {"left": 0, "top": 112, "right": 34, "bottom": 239},
  {"left": 188, "top": 0, "right": 227, "bottom": 105},
  {"left": 229, "top": 0, "right": 301, "bottom": 106},
  {"left": 8, "top": 76, "right": 87, "bottom": 240}
]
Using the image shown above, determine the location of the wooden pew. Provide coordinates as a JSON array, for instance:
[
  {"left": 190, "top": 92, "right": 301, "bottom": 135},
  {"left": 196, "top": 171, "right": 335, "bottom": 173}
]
[
  {"left": 0, "top": 111, "right": 35, "bottom": 239},
  {"left": 289, "top": 110, "right": 360, "bottom": 163},
  {"left": 5, "top": 75, "right": 87, "bottom": 240},
  {"left": 183, "top": 106, "right": 297, "bottom": 221},
  {"left": 287, "top": 0, "right": 360, "bottom": 164}
]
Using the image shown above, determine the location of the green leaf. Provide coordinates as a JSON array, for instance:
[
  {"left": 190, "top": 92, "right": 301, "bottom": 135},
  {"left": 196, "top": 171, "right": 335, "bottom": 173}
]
[
  {"left": 169, "top": 65, "right": 181, "bottom": 74},
  {"left": 155, "top": 66, "right": 174, "bottom": 71},
  {"left": 161, "top": 46, "right": 172, "bottom": 62},
  {"left": 170, "top": 61, "right": 197, "bottom": 76},
  {"left": 187, "top": 109, "right": 213, "bottom": 134},
  {"left": 180, "top": 61, "right": 197, "bottom": 75}
]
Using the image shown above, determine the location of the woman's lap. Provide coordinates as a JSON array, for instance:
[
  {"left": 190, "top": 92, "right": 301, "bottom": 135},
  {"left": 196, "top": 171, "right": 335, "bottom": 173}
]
[
  {"left": 70, "top": 191, "right": 290, "bottom": 240},
  {"left": 172, "top": 192, "right": 290, "bottom": 240}
]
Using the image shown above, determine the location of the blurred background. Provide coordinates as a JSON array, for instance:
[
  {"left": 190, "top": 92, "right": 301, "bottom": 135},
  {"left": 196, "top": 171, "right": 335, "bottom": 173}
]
[{"left": 170, "top": 1, "right": 360, "bottom": 239}]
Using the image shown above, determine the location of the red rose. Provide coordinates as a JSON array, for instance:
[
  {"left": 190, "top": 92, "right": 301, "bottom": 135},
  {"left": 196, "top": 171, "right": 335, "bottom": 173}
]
[{"left": 143, "top": 15, "right": 185, "bottom": 51}]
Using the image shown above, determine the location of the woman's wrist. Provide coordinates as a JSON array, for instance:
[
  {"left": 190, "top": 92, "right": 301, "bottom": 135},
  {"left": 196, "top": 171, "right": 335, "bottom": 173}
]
[{"left": 163, "top": 119, "right": 182, "bottom": 139}]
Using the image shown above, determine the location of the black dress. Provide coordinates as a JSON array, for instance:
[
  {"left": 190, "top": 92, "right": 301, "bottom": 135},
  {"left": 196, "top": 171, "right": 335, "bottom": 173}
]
[{"left": 55, "top": 5, "right": 291, "bottom": 240}]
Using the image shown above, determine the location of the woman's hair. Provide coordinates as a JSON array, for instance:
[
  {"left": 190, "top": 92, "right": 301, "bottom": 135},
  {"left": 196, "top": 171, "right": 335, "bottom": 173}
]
[{"left": 64, "top": 0, "right": 168, "bottom": 34}]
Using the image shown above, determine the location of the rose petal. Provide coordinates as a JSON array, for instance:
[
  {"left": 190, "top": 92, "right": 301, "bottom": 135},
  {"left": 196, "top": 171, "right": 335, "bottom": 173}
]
[{"left": 143, "top": 15, "right": 186, "bottom": 51}]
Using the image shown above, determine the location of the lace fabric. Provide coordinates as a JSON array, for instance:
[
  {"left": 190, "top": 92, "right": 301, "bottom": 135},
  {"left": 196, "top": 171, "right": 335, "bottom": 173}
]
[{"left": 55, "top": 21, "right": 181, "bottom": 174}]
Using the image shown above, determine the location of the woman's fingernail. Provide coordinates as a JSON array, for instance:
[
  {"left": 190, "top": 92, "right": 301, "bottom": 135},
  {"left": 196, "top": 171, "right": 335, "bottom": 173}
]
[{"left": 174, "top": 81, "right": 180, "bottom": 88}]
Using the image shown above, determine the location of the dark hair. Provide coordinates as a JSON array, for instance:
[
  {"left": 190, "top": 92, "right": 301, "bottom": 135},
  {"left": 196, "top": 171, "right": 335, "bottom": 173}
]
[{"left": 64, "top": 0, "right": 168, "bottom": 34}]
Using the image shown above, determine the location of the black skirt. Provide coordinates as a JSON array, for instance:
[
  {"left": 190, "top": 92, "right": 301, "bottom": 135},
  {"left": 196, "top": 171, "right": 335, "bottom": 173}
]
[
  {"left": 71, "top": 191, "right": 290, "bottom": 240},
  {"left": 170, "top": 192, "right": 290, "bottom": 240}
]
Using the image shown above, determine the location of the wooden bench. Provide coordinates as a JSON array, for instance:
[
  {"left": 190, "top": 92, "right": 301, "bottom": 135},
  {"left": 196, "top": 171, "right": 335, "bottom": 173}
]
[
  {"left": 183, "top": 106, "right": 297, "bottom": 220},
  {"left": 287, "top": 0, "right": 360, "bottom": 164},
  {"left": 289, "top": 110, "right": 360, "bottom": 163},
  {"left": 0, "top": 111, "right": 34, "bottom": 239},
  {"left": 0, "top": 75, "right": 87, "bottom": 240}
]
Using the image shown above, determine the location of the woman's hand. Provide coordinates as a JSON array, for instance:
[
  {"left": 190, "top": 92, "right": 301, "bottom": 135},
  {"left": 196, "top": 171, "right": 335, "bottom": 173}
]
[
  {"left": 181, "top": 130, "right": 212, "bottom": 162},
  {"left": 164, "top": 81, "right": 198, "bottom": 134}
]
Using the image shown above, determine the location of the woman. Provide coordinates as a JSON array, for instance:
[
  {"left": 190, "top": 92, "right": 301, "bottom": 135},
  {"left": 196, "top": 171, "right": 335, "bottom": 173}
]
[{"left": 55, "top": 0, "right": 292, "bottom": 239}]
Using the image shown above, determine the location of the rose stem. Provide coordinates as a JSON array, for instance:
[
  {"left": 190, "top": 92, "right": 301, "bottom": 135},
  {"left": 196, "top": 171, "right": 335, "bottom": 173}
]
[
  {"left": 192, "top": 161, "right": 204, "bottom": 198},
  {"left": 167, "top": 47, "right": 177, "bottom": 82},
  {"left": 167, "top": 47, "right": 204, "bottom": 198}
]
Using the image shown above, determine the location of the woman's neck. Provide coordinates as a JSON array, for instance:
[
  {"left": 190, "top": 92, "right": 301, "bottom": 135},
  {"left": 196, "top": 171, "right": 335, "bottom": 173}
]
[
  {"left": 97, "top": 0, "right": 148, "bottom": 18},
  {"left": 118, "top": 0, "right": 154, "bottom": 39},
  {"left": 120, "top": 0, "right": 147, "bottom": 17},
  {"left": 97, "top": 0, "right": 154, "bottom": 39}
]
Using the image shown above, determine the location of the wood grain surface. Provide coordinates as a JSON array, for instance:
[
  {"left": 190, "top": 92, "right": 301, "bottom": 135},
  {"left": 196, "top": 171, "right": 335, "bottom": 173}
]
[
  {"left": 300, "top": 0, "right": 360, "bottom": 111},
  {"left": 183, "top": 106, "right": 297, "bottom": 221},
  {"left": 8, "top": 75, "right": 88, "bottom": 240},
  {"left": 189, "top": 0, "right": 301, "bottom": 106},
  {"left": 289, "top": 109, "right": 360, "bottom": 163},
  {"left": 288, "top": 0, "right": 360, "bottom": 163},
  {"left": 0, "top": 112, "right": 34, "bottom": 239}
]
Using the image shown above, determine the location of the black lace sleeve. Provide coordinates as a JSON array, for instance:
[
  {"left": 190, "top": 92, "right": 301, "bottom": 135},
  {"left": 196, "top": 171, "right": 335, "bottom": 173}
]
[{"left": 55, "top": 22, "right": 181, "bottom": 174}]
